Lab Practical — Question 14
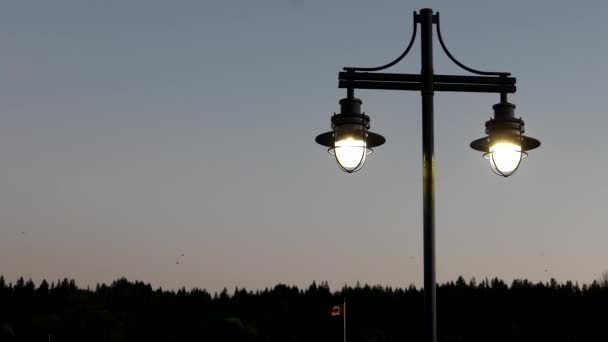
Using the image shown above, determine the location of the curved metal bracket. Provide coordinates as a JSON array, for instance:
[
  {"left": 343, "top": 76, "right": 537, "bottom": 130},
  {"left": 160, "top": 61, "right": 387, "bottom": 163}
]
[
  {"left": 343, "top": 12, "right": 418, "bottom": 72},
  {"left": 435, "top": 12, "right": 510, "bottom": 77}
]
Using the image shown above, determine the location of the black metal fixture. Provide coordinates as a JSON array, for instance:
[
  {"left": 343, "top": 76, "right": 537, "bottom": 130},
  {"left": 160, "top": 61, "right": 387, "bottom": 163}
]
[
  {"left": 315, "top": 8, "right": 540, "bottom": 342},
  {"left": 470, "top": 99, "right": 541, "bottom": 177},
  {"left": 315, "top": 91, "right": 385, "bottom": 172}
]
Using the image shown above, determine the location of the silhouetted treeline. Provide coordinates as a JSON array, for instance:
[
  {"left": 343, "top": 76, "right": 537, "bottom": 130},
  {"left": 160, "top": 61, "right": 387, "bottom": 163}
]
[{"left": 1, "top": 275, "right": 608, "bottom": 341}]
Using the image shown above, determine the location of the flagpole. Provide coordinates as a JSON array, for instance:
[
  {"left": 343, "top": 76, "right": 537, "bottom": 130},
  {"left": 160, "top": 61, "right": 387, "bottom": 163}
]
[{"left": 343, "top": 299, "right": 346, "bottom": 342}]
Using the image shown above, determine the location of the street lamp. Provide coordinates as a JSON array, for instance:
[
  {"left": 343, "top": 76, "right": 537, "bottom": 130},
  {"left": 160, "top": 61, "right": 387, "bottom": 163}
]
[
  {"left": 315, "top": 8, "right": 540, "bottom": 342},
  {"left": 315, "top": 95, "right": 385, "bottom": 172},
  {"left": 470, "top": 101, "right": 540, "bottom": 177}
]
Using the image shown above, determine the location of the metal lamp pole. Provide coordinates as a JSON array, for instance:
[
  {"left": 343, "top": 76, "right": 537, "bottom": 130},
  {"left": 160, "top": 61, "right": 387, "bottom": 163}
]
[
  {"left": 419, "top": 9, "right": 437, "bottom": 342},
  {"left": 316, "top": 8, "right": 540, "bottom": 342}
]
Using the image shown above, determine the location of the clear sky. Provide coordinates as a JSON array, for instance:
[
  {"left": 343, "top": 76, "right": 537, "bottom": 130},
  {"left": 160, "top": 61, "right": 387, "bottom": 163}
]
[{"left": 1, "top": 0, "right": 607, "bottom": 293}]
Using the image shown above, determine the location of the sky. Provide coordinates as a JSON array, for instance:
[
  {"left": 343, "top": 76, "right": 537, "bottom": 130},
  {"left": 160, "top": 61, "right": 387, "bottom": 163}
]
[{"left": 1, "top": 0, "right": 607, "bottom": 293}]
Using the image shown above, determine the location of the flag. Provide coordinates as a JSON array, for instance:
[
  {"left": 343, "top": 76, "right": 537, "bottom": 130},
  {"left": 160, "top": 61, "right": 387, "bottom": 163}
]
[{"left": 328, "top": 303, "right": 344, "bottom": 317}]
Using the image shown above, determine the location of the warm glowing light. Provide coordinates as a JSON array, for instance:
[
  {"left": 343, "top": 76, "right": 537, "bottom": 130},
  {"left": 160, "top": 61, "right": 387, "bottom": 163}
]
[
  {"left": 487, "top": 142, "right": 522, "bottom": 175},
  {"left": 331, "top": 137, "right": 370, "bottom": 172}
]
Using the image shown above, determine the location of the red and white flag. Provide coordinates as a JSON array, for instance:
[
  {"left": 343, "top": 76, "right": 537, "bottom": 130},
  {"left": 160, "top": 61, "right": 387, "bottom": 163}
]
[{"left": 328, "top": 304, "right": 344, "bottom": 317}]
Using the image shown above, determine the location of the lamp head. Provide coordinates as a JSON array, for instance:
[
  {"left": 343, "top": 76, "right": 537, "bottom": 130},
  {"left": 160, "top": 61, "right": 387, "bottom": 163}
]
[
  {"left": 316, "top": 97, "right": 385, "bottom": 173},
  {"left": 470, "top": 102, "right": 540, "bottom": 177}
]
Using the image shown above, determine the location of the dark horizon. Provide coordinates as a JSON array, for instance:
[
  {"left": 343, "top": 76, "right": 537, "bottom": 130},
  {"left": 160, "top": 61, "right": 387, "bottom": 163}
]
[
  {"left": 3, "top": 273, "right": 608, "bottom": 294},
  {"left": 2, "top": 274, "right": 608, "bottom": 341}
]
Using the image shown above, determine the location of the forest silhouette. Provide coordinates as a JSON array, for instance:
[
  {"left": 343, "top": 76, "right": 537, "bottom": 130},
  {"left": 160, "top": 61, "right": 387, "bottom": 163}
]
[{"left": 1, "top": 275, "right": 607, "bottom": 341}]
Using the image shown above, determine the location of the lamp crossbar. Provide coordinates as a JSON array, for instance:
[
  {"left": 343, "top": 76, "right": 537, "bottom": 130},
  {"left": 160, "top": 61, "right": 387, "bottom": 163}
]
[{"left": 339, "top": 72, "right": 516, "bottom": 93}]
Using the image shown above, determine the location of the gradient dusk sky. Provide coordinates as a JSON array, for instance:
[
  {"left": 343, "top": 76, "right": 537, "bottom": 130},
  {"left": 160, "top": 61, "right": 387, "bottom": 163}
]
[{"left": 1, "top": 0, "right": 607, "bottom": 292}]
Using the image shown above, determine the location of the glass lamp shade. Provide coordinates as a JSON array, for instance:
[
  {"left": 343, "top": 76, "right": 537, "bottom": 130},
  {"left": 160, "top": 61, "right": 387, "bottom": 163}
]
[
  {"left": 315, "top": 99, "right": 385, "bottom": 173},
  {"left": 329, "top": 136, "right": 372, "bottom": 173},
  {"left": 484, "top": 141, "right": 526, "bottom": 177},
  {"left": 470, "top": 102, "right": 540, "bottom": 177}
]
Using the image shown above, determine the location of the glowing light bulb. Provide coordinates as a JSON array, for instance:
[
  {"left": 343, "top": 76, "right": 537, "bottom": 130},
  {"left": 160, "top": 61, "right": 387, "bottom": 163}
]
[
  {"left": 488, "top": 142, "right": 522, "bottom": 175},
  {"left": 332, "top": 137, "right": 369, "bottom": 172}
]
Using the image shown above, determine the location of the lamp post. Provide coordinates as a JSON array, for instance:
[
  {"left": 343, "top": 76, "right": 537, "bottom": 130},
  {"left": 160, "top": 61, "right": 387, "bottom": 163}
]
[{"left": 315, "top": 8, "right": 540, "bottom": 342}]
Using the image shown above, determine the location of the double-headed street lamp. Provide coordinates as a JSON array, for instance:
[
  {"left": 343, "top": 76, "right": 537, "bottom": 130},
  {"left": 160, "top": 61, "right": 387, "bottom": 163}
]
[{"left": 315, "top": 8, "right": 540, "bottom": 342}]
